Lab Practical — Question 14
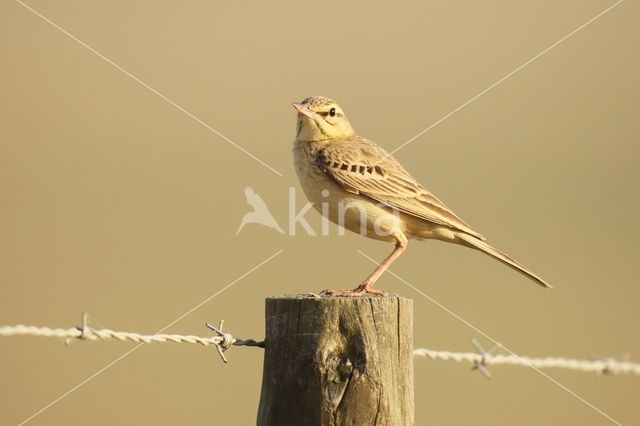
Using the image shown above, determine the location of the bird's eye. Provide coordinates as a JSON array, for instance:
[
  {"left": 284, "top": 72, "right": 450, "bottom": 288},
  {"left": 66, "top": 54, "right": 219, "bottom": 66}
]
[{"left": 329, "top": 108, "right": 336, "bottom": 117}]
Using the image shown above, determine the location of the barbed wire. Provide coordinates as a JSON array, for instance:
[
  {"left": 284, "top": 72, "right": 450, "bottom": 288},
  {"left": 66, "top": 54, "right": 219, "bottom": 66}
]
[
  {"left": 414, "top": 348, "right": 639, "bottom": 377},
  {"left": 1, "top": 320, "right": 639, "bottom": 376},
  {"left": 0, "top": 324, "right": 222, "bottom": 345},
  {"left": 0, "top": 316, "right": 263, "bottom": 363}
]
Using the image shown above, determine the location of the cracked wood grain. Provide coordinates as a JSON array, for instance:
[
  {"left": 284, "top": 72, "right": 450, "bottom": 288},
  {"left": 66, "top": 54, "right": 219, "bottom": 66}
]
[{"left": 257, "top": 295, "right": 414, "bottom": 426}]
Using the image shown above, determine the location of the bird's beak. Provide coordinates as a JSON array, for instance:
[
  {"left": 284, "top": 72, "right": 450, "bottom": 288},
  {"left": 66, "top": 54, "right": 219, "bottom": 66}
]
[{"left": 292, "top": 103, "right": 315, "bottom": 119}]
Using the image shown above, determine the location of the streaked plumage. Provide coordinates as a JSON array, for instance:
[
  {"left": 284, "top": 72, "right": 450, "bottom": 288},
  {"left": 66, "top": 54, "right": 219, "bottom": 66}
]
[{"left": 292, "top": 96, "right": 551, "bottom": 295}]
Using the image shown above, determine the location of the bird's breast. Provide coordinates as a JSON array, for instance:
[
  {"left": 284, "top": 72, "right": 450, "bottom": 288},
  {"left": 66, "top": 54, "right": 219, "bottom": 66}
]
[{"left": 292, "top": 140, "right": 405, "bottom": 242}]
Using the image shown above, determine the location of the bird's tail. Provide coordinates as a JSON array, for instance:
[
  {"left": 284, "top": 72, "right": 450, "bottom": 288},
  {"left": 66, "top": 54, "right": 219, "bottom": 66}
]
[{"left": 455, "top": 232, "right": 552, "bottom": 289}]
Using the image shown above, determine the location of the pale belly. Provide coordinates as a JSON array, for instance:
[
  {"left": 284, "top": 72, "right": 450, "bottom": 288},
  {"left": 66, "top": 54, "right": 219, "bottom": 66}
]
[{"left": 294, "top": 147, "right": 406, "bottom": 242}]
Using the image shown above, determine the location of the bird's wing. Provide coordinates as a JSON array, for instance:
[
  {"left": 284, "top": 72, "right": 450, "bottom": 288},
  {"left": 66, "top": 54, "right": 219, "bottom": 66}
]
[
  {"left": 244, "top": 186, "right": 270, "bottom": 211},
  {"left": 316, "top": 136, "right": 485, "bottom": 240}
]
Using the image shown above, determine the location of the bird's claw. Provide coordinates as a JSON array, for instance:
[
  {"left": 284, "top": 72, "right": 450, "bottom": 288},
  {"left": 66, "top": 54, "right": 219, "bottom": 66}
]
[{"left": 321, "top": 285, "right": 387, "bottom": 297}]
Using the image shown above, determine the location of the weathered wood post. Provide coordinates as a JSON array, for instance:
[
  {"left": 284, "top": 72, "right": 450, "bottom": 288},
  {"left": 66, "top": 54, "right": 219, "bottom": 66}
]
[{"left": 257, "top": 295, "right": 414, "bottom": 425}]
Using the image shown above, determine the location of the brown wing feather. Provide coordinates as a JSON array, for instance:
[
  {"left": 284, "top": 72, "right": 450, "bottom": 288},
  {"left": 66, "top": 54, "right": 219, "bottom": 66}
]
[{"left": 316, "top": 136, "right": 485, "bottom": 240}]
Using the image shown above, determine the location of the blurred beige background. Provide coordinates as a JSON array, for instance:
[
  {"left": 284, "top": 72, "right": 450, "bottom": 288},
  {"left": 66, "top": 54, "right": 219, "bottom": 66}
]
[{"left": 1, "top": 0, "right": 639, "bottom": 424}]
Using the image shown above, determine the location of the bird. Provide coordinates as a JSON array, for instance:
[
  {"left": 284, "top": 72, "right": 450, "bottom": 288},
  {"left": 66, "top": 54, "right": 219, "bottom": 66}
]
[
  {"left": 236, "top": 186, "right": 285, "bottom": 235},
  {"left": 291, "top": 96, "right": 551, "bottom": 296}
]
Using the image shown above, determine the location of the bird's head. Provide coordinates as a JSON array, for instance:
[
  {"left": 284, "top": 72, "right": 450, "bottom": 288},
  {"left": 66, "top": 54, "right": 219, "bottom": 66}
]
[{"left": 293, "top": 96, "right": 355, "bottom": 142}]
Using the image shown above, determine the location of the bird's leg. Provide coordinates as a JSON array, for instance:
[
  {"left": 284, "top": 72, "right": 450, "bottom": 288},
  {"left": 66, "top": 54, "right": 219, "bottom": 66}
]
[
  {"left": 323, "top": 238, "right": 408, "bottom": 297},
  {"left": 350, "top": 240, "right": 407, "bottom": 295}
]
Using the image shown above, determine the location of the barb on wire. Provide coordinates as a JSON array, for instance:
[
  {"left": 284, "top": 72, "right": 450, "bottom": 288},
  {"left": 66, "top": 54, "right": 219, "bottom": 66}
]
[
  {"left": 205, "top": 320, "right": 265, "bottom": 363},
  {"left": 470, "top": 338, "right": 502, "bottom": 379},
  {"left": 414, "top": 340, "right": 640, "bottom": 376},
  {"left": 0, "top": 313, "right": 264, "bottom": 364}
]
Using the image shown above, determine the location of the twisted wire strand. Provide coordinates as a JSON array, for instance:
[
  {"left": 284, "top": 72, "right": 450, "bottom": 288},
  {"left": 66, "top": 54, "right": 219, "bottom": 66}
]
[
  {"left": 2, "top": 324, "right": 639, "bottom": 375},
  {"left": 0, "top": 324, "right": 225, "bottom": 346},
  {"left": 413, "top": 348, "right": 640, "bottom": 376}
]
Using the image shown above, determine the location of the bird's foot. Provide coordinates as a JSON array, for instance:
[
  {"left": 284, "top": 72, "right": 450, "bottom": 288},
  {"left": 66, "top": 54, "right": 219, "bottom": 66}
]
[
  {"left": 305, "top": 292, "right": 322, "bottom": 299},
  {"left": 321, "top": 284, "right": 386, "bottom": 297}
]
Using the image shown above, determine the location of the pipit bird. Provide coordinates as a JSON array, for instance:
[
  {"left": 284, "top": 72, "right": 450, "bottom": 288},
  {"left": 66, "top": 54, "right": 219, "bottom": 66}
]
[{"left": 292, "top": 96, "right": 551, "bottom": 296}]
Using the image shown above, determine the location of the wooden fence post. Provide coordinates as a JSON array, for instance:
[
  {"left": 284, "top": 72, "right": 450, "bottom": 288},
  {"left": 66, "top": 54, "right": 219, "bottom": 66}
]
[{"left": 257, "top": 295, "right": 414, "bottom": 425}]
